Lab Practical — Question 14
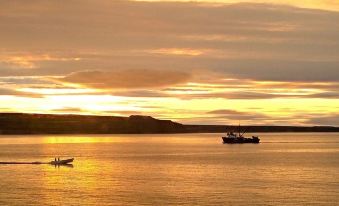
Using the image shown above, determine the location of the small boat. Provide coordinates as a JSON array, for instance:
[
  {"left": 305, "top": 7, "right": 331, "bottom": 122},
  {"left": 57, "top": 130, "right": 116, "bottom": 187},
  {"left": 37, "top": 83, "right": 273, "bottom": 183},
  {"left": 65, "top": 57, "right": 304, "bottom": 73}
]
[
  {"left": 50, "top": 158, "right": 74, "bottom": 165},
  {"left": 222, "top": 125, "right": 260, "bottom": 144}
]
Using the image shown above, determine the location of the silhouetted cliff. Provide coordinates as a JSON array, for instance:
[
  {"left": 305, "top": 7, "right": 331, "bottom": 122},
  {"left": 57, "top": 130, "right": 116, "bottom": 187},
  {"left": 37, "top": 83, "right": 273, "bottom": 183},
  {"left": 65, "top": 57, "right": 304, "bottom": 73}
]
[
  {"left": 0, "top": 113, "right": 185, "bottom": 134},
  {"left": 0, "top": 113, "right": 338, "bottom": 134}
]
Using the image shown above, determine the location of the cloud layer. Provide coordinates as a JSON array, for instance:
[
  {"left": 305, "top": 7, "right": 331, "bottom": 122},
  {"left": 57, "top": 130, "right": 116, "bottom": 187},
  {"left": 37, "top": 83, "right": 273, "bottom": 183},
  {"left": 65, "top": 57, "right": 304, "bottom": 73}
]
[
  {"left": 1, "top": 1, "right": 338, "bottom": 81},
  {"left": 0, "top": 0, "right": 338, "bottom": 125},
  {"left": 60, "top": 69, "right": 191, "bottom": 89}
]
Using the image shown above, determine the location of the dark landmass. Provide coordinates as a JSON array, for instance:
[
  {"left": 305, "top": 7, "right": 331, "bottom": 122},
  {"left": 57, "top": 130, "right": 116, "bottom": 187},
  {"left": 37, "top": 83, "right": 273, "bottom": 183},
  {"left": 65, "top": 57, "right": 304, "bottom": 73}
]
[
  {"left": 0, "top": 113, "right": 185, "bottom": 134},
  {"left": 184, "top": 125, "right": 339, "bottom": 133},
  {"left": 0, "top": 113, "right": 338, "bottom": 134}
]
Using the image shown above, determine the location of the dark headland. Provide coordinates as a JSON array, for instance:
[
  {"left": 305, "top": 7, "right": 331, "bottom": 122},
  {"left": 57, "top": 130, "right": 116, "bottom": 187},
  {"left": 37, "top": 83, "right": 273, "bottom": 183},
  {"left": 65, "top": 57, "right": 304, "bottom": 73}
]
[{"left": 0, "top": 113, "right": 338, "bottom": 134}]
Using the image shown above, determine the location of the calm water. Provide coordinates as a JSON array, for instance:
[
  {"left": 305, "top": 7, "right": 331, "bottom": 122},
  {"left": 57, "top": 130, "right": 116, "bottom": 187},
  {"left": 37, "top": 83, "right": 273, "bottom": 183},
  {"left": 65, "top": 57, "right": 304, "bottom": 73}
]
[{"left": 0, "top": 133, "right": 338, "bottom": 205}]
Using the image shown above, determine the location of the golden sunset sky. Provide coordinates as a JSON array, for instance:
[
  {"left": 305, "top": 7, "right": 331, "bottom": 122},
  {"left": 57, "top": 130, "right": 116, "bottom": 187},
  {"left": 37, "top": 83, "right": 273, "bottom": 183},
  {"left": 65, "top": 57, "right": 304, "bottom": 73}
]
[{"left": 0, "top": 0, "right": 338, "bottom": 126}]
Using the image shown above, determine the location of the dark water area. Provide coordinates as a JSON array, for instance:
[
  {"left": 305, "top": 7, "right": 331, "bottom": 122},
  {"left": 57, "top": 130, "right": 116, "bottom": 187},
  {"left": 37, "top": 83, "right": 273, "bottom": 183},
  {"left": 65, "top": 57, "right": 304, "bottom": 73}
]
[{"left": 0, "top": 133, "right": 338, "bottom": 205}]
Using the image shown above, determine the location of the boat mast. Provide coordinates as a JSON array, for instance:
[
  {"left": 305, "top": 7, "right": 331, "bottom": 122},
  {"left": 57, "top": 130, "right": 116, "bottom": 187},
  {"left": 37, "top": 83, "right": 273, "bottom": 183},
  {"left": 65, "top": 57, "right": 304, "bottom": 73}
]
[{"left": 238, "top": 123, "right": 240, "bottom": 137}]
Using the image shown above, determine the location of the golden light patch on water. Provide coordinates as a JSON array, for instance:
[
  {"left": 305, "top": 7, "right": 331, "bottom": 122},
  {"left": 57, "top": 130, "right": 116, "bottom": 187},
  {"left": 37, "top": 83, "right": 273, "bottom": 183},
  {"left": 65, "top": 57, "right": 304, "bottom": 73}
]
[
  {"left": 42, "top": 136, "right": 126, "bottom": 144},
  {"left": 0, "top": 135, "right": 133, "bottom": 145},
  {"left": 1, "top": 133, "right": 338, "bottom": 205},
  {"left": 38, "top": 154, "right": 109, "bottom": 205},
  {"left": 268, "top": 148, "right": 339, "bottom": 153},
  {"left": 0, "top": 134, "right": 214, "bottom": 145}
]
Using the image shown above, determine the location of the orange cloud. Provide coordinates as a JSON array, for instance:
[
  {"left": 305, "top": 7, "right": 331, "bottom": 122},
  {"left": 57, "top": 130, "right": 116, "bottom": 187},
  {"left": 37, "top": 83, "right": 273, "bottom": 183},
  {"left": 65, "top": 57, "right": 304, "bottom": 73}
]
[
  {"left": 59, "top": 69, "right": 191, "bottom": 89},
  {"left": 0, "top": 54, "right": 81, "bottom": 69},
  {"left": 148, "top": 48, "right": 205, "bottom": 56},
  {"left": 0, "top": 88, "right": 42, "bottom": 98}
]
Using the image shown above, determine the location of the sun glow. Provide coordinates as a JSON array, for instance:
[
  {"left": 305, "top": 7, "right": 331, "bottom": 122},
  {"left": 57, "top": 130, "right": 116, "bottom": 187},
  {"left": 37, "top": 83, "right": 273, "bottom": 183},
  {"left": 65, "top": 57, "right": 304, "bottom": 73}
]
[
  {"left": 148, "top": 48, "right": 205, "bottom": 56},
  {"left": 18, "top": 88, "right": 102, "bottom": 95}
]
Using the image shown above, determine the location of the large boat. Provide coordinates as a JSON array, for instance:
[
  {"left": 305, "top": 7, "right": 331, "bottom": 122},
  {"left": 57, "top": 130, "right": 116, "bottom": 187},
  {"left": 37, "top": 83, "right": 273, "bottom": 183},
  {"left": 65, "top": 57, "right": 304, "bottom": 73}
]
[{"left": 222, "top": 126, "right": 260, "bottom": 144}]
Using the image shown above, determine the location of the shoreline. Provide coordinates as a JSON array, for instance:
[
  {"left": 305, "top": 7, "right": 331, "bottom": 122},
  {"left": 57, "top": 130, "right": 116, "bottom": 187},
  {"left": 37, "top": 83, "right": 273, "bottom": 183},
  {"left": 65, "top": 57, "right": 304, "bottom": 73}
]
[
  {"left": 1, "top": 113, "right": 338, "bottom": 134},
  {"left": 1, "top": 131, "right": 339, "bottom": 135}
]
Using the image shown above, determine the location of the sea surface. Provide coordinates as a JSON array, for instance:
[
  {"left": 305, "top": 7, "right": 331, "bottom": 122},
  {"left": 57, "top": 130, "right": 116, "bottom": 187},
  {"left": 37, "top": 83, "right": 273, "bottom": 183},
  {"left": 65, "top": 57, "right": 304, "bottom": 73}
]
[{"left": 0, "top": 133, "right": 338, "bottom": 206}]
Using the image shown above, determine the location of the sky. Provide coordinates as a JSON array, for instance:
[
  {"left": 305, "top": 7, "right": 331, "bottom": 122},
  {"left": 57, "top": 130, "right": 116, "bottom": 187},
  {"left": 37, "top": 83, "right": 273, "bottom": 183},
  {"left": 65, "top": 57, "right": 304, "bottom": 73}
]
[{"left": 0, "top": 0, "right": 338, "bottom": 126}]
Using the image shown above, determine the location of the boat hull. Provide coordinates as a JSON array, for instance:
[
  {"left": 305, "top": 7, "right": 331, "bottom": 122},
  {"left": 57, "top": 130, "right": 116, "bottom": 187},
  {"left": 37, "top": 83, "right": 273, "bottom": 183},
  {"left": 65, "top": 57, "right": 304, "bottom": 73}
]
[
  {"left": 50, "top": 158, "right": 74, "bottom": 165},
  {"left": 222, "top": 137, "right": 260, "bottom": 144}
]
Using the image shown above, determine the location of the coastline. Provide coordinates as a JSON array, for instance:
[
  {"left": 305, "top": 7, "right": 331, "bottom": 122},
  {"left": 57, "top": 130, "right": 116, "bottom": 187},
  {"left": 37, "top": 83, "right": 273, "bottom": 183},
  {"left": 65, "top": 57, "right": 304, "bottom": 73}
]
[{"left": 1, "top": 113, "right": 338, "bottom": 135}]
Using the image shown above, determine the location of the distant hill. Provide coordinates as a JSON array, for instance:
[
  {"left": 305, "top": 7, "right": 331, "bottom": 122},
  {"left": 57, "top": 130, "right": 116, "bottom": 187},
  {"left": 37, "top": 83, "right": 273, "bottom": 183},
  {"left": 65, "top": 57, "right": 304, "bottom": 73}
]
[
  {"left": 0, "top": 113, "right": 338, "bottom": 134},
  {"left": 184, "top": 124, "right": 339, "bottom": 133},
  {"left": 0, "top": 113, "right": 185, "bottom": 134}
]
